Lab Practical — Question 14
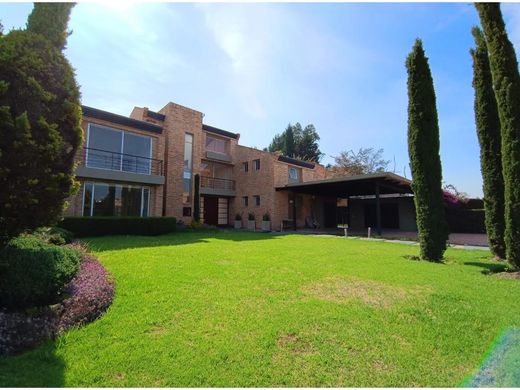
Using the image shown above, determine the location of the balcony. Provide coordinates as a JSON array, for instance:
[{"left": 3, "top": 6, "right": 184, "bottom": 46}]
[
  {"left": 75, "top": 147, "right": 165, "bottom": 185},
  {"left": 200, "top": 176, "right": 236, "bottom": 197}
]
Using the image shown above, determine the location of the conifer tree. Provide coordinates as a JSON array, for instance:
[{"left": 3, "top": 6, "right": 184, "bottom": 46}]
[
  {"left": 470, "top": 26, "right": 506, "bottom": 259},
  {"left": 476, "top": 4, "right": 520, "bottom": 267},
  {"left": 26, "top": 2, "right": 74, "bottom": 50},
  {"left": 0, "top": 3, "right": 82, "bottom": 245},
  {"left": 406, "top": 39, "right": 448, "bottom": 261}
]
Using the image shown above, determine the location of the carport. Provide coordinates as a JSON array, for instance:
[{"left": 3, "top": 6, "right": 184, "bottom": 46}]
[{"left": 275, "top": 172, "right": 413, "bottom": 235}]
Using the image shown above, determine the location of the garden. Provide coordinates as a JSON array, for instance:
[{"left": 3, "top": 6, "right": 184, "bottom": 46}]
[{"left": 1, "top": 231, "right": 520, "bottom": 387}]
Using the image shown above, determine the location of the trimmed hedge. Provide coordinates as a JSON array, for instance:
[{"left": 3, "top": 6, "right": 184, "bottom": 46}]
[
  {"left": 58, "top": 217, "right": 177, "bottom": 237},
  {"left": 0, "top": 236, "right": 81, "bottom": 310},
  {"left": 445, "top": 208, "right": 486, "bottom": 234}
]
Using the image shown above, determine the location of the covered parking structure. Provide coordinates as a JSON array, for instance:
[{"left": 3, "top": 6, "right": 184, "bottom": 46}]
[{"left": 275, "top": 172, "right": 414, "bottom": 235}]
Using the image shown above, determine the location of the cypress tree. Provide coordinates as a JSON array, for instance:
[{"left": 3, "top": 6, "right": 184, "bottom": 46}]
[
  {"left": 285, "top": 125, "right": 295, "bottom": 157},
  {"left": 476, "top": 4, "right": 520, "bottom": 267},
  {"left": 0, "top": 4, "right": 82, "bottom": 245},
  {"left": 26, "top": 2, "right": 74, "bottom": 50},
  {"left": 470, "top": 26, "right": 506, "bottom": 259},
  {"left": 406, "top": 39, "right": 448, "bottom": 261}
]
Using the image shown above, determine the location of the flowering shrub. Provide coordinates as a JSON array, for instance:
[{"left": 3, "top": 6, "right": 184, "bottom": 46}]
[{"left": 0, "top": 253, "right": 114, "bottom": 356}]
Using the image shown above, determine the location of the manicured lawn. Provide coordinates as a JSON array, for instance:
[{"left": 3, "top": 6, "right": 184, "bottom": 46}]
[{"left": 1, "top": 231, "right": 519, "bottom": 387}]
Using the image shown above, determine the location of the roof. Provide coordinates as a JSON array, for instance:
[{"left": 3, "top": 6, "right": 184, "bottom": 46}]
[
  {"left": 203, "top": 124, "right": 239, "bottom": 139},
  {"left": 277, "top": 155, "right": 315, "bottom": 169},
  {"left": 276, "top": 172, "right": 413, "bottom": 197},
  {"left": 146, "top": 110, "right": 166, "bottom": 121},
  {"left": 82, "top": 106, "right": 163, "bottom": 134}
]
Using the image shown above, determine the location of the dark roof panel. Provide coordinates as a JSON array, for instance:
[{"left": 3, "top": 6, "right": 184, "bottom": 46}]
[
  {"left": 82, "top": 105, "right": 163, "bottom": 134},
  {"left": 203, "top": 124, "right": 239, "bottom": 139},
  {"left": 277, "top": 155, "right": 315, "bottom": 169},
  {"left": 146, "top": 110, "right": 166, "bottom": 121}
]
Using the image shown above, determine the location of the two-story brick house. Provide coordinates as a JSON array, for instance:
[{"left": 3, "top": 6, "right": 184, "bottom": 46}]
[{"left": 65, "top": 101, "right": 330, "bottom": 230}]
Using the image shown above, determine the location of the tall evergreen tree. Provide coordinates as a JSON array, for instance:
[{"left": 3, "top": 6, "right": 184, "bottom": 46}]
[
  {"left": 406, "top": 39, "right": 448, "bottom": 261},
  {"left": 285, "top": 125, "right": 295, "bottom": 157},
  {"left": 0, "top": 4, "right": 82, "bottom": 245},
  {"left": 470, "top": 26, "right": 506, "bottom": 259},
  {"left": 26, "top": 2, "right": 74, "bottom": 50},
  {"left": 476, "top": 4, "right": 520, "bottom": 267}
]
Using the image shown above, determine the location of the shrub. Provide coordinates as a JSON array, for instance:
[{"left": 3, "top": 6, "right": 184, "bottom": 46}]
[
  {"left": 248, "top": 213, "right": 255, "bottom": 221},
  {"left": 0, "top": 236, "right": 81, "bottom": 310},
  {"left": 263, "top": 213, "right": 271, "bottom": 221},
  {"left": 235, "top": 213, "right": 242, "bottom": 221},
  {"left": 58, "top": 217, "right": 177, "bottom": 237},
  {"left": 33, "top": 226, "right": 74, "bottom": 245}
]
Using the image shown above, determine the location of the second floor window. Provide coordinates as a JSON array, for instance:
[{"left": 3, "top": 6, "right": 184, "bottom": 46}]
[
  {"left": 254, "top": 195, "right": 260, "bottom": 206},
  {"left": 206, "top": 135, "right": 227, "bottom": 154},
  {"left": 242, "top": 162, "right": 249, "bottom": 172},
  {"left": 86, "top": 124, "right": 152, "bottom": 174},
  {"left": 253, "top": 159, "right": 260, "bottom": 171},
  {"left": 288, "top": 167, "right": 300, "bottom": 183},
  {"left": 243, "top": 196, "right": 249, "bottom": 207}
]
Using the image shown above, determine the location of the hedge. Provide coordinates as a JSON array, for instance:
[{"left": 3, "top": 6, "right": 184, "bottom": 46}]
[
  {"left": 58, "top": 217, "right": 177, "bottom": 237},
  {"left": 445, "top": 208, "right": 486, "bottom": 234},
  {"left": 0, "top": 235, "right": 81, "bottom": 310}
]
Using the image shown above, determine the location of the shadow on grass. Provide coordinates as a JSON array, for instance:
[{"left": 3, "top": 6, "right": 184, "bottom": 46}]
[
  {"left": 463, "top": 261, "right": 509, "bottom": 274},
  {"left": 0, "top": 340, "right": 64, "bottom": 387},
  {"left": 84, "top": 229, "right": 282, "bottom": 252}
]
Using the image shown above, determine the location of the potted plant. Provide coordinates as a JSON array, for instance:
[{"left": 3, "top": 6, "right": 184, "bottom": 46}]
[
  {"left": 247, "top": 213, "right": 256, "bottom": 231},
  {"left": 234, "top": 213, "right": 242, "bottom": 229},
  {"left": 261, "top": 212, "right": 271, "bottom": 232}
]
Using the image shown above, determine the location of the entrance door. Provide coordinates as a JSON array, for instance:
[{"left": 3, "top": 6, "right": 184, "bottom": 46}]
[{"left": 203, "top": 196, "right": 219, "bottom": 226}]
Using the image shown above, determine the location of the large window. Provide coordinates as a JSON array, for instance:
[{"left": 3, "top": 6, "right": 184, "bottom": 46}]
[
  {"left": 183, "top": 133, "right": 194, "bottom": 203},
  {"left": 86, "top": 124, "right": 152, "bottom": 174},
  {"left": 83, "top": 182, "right": 150, "bottom": 217},
  {"left": 205, "top": 135, "right": 227, "bottom": 154}
]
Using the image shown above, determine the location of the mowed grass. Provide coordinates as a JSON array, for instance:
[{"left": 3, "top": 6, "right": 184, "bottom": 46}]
[{"left": 1, "top": 231, "right": 520, "bottom": 387}]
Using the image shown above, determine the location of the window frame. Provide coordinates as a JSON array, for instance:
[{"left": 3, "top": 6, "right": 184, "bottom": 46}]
[
  {"left": 243, "top": 196, "right": 249, "bottom": 207},
  {"left": 242, "top": 162, "right": 249, "bottom": 172},
  {"left": 82, "top": 181, "right": 150, "bottom": 217},
  {"left": 254, "top": 195, "right": 261, "bottom": 206},
  {"left": 253, "top": 159, "right": 260, "bottom": 171}
]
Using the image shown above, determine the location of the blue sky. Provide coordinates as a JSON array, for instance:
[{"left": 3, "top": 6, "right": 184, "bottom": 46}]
[{"left": 2, "top": 2, "right": 520, "bottom": 197}]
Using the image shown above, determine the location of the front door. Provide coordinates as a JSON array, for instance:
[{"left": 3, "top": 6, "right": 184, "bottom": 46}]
[
  {"left": 203, "top": 196, "right": 219, "bottom": 226},
  {"left": 323, "top": 201, "right": 337, "bottom": 228}
]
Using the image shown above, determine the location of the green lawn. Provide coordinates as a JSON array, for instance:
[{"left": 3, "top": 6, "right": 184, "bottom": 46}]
[{"left": 1, "top": 231, "right": 519, "bottom": 387}]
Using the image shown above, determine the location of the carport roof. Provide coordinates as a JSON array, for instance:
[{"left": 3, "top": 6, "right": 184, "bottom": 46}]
[{"left": 275, "top": 172, "right": 413, "bottom": 197}]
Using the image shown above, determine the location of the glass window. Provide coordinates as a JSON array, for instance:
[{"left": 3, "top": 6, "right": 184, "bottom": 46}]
[
  {"left": 86, "top": 125, "right": 122, "bottom": 170},
  {"left": 242, "top": 162, "right": 248, "bottom": 172},
  {"left": 206, "top": 135, "right": 227, "bottom": 154},
  {"left": 254, "top": 195, "right": 260, "bottom": 206},
  {"left": 243, "top": 196, "right": 248, "bottom": 207},
  {"left": 83, "top": 182, "right": 93, "bottom": 216},
  {"left": 123, "top": 133, "right": 151, "bottom": 174},
  {"left": 253, "top": 159, "right": 260, "bottom": 171},
  {"left": 86, "top": 124, "right": 152, "bottom": 174},
  {"left": 183, "top": 134, "right": 194, "bottom": 203},
  {"left": 288, "top": 167, "right": 299, "bottom": 183},
  {"left": 83, "top": 182, "right": 150, "bottom": 217}
]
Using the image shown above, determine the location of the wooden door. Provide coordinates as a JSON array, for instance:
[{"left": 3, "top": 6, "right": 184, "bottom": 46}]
[{"left": 203, "top": 196, "right": 219, "bottom": 226}]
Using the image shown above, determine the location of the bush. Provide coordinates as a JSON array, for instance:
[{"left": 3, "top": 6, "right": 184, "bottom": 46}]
[
  {"left": 0, "top": 236, "right": 81, "bottom": 310},
  {"left": 58, "top": 217, "right": 177, "bottom": 237},
  {"left": 33, "top": 227, "right": 74, "bottom": 245}
]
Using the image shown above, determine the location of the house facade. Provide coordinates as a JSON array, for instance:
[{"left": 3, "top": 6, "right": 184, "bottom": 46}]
[{"left": 65, "top": 101, "right": 328, "bottom": 230}]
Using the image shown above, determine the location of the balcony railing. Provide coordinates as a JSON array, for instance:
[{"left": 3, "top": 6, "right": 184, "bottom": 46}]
[
  {"left": 80, "top": 147, "right": 163, "bottom": 176},
  {"left": 200, "top": 176, "right": 235, "bottom": 191}
]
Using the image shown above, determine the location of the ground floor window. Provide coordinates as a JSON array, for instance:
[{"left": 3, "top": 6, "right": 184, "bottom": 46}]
[{"left": 83, "top": 181, "right": 150, "bottom": 217}]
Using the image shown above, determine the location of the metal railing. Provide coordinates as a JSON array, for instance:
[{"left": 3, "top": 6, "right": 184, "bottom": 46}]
[
  {"left": 81, "top": 147, "right": 163, "bottom": 176},
  {"left": 200, "top": 176, "right": 235, "bottom": 191}
]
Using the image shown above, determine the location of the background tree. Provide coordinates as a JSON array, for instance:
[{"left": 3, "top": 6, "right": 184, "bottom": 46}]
[
  {"left": 329, "top": 147, "right": 390, "bottom": 177},
  {"left": 0, "top": 4, "right": 82, "bottom": 245},
  {"left": 476, "top": 3, "right": 520, "bottom": 267},
  {"left": 406, "top": 39, "right": 448, "bottom": 261},
  {"left": 267, "top": 123, "right": 323, "bottom": 162},
  {"left": 470, "top": 26, "right": 506, "bottom": 259}
]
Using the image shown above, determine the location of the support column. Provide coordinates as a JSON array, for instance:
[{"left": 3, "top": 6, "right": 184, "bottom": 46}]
[
  {"left": 292, "top": 192, "right": 297, "bottom": 231},
  {"left": 375, "top": 183, "right": 382, "bottom": 236}
]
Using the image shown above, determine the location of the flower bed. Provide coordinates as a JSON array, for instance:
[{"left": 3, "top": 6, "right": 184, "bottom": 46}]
[{"left": 0, "top": 250, "right": 114, "bottom": 356}]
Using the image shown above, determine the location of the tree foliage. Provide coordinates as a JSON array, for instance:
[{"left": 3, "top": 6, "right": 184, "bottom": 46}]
[
  {"left": 0, "top": 4, "right": 82, "bottom": 245},
  {"left": 26, "top": 2, "right": 74, "bottom": 50},
  {"left": 476, "top": 3, "right": 520, "bottom": 268},
  {"left": 470, "top": 26, "right": 506, "bottom": 259},
  {"left": 267, "top": 123, "right": 323, "bottom": 162},
  {"left": 406, "top": 39, "right": 448, "bottom": 261},
  {"left": 329, "top": 148, "right": 390, "bottom": 177}
]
